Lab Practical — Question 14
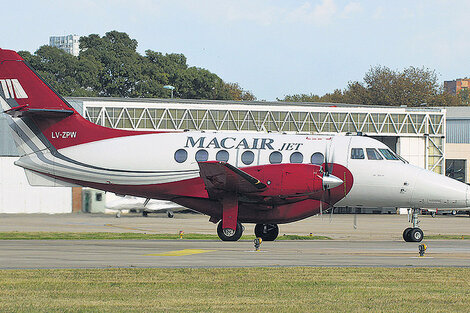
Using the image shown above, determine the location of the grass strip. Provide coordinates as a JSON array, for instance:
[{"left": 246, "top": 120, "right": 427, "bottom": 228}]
[
  {"left": 0, "top": 232, "right": 331, "bottom": 240},
  {"left": 0, "top": 267, "right": 469, "bottom": 312},
  {"left": 425, "top": 234, "right": 470, "bottom": 240}
]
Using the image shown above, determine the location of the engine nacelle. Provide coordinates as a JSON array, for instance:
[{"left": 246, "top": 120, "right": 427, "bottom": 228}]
[{"left": 244, "top": 163, "right": 324, "bottom": 197}]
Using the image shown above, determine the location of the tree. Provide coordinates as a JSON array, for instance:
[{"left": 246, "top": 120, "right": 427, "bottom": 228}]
[
  {"left": 280, "top": 65, "right": 462, "bottom": 106},
  {"left": 223, "top": 82, "right": 256, "bottom": 101},
  {"left": 458, "top": 88, "right": 470, "bottom": 105},
  {"left": 18, "top": 31, "right": 255, "bottom": 100}
]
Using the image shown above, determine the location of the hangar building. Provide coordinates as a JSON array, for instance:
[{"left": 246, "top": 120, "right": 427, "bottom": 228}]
[{"left": 0, "top": 97, "right": 449, "bottom": 213}]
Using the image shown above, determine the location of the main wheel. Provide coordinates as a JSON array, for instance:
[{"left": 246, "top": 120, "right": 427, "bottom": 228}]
[
  {"left": 142, "top": 211, "right": 148, "bottom": 217},
  {"left": 217, "top": 221, "right": 243, "bottom": 241},
  {"left": 254, "top": 223, "right": 279, "bottom": 241},
  {"left": 409, "top": 228, "right": 424, "bottom": 242},
  {"left": 403, "top": 227, "right": 413, "bottom": 242},
  {"left": 167, "top": 211, "right": 174, "bottom": 218}
]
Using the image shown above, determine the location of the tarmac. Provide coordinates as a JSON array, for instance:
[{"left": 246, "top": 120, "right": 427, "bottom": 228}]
[{"left": 0, "top": 212, "right": 470, "bottom": 269}]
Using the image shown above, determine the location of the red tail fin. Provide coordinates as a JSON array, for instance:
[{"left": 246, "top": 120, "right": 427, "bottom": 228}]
[{"left": 0, "top": 49, "right": 156, "bottom": 150}]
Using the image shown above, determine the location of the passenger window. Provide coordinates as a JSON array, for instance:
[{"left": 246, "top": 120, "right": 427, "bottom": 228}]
[
  {"left": 351, "top": 148, "right": 365, "bottom": 159},
  {"left": 269, "top": 151, "right": 282, "bottom": 164},
  {"left": 310, "top": 152, "right": 324, "bottom": 165},
  {"left": 195, "top": 149, "right": 209, "bottom": 162},
  {"left": 366, "top": 148, "right": 383, "bottom": 160},
  {"left": 290, "top": 152, "right": 303, "bottom": 163},
  {"left": 378, "top": 148, "right": 399, "bottom": 160},
  {"left": 174, "top": 149, "right": 188, "bottom": 163},
  {"left": 241, "top": 151, "right": 254, "bottom": 165},
  {"left": 216, "top": 150, "right": 229, "bottom": 162}
]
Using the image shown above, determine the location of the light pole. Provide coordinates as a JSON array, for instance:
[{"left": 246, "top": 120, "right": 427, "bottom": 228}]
[{"left": 164, "top": 85, "right": 175, "bottom": 99}]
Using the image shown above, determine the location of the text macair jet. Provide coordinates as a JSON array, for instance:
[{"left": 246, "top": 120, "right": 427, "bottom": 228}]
[{"left": 1, "top": 48, "right": 469, "bottom": 242}]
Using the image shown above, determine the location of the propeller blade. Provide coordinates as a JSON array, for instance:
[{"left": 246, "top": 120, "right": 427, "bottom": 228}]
[
  {"left": 323, "top": 144, "right": 330, "bottom": 176},
  {"left": 353, "top": 210, "right": 358, "bottom": 229},
  {"left": 319, "top": 199, "right": 323, "bottom": 219}
]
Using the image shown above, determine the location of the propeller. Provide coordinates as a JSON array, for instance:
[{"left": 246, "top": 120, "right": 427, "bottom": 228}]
[
  {"left": 353, "top": 208, "right": 358, "bottom": 229},
  {"left": 320, "top": 139, "right": 343, "bottom": 223}
]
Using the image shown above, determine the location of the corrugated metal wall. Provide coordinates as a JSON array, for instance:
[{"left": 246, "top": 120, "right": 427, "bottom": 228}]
[{"left": 447, "top": 119, "right": 470, "bottom": 144}]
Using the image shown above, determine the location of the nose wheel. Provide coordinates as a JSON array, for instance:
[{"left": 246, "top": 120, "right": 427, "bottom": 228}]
[
  {"left": 403, "top": 227, "right": 423, "bottom": 242},
  {"left": 403, "top": 208, "right": 424, "bottom": 242}
]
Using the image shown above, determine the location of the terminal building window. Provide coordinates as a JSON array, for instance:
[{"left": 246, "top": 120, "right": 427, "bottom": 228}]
[
  {"left": 269, "top": 151, "right": 282, "bottom": 164},
  {"left": 174, "top": 149, "right": 188, "bottom": 163},
  {"left": 446, "top": 159, "right": 466, "bottom": 183},
  {"left": 351, "top": 148, "right": 365, "bottom": 159},
  {"left": 366, "top": 148, "right": 383, "bottom": 160},
  {"left": 195, "top": 149, "right": 209, "bottom": 162}
]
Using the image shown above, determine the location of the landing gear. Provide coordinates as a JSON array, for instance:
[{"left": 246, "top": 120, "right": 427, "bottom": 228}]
[
  {"left": 217, "top": 221, "right": 243, "bottom": 241},
  {"left": 142, "top": 211, "right": 148, "bottom": 217},
  {"left": 403, "top": 208, "right": 424, "bottom": 242},
  {"left": 403, "top": 227, "right": 423, "bottom": 242},
  {"left": 254, "top": 223, "right": 279, "bottom": 241},
  {"left": 167, "top": 210, "right": 174, "bottom": 218}
]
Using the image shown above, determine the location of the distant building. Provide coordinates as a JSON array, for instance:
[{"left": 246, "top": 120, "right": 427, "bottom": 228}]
[
  {"left": 49, "top": 35, "right": 80, "bottom": 57},
  {"left": 444, "top": 78, "right": 470, "bottom": 95}
]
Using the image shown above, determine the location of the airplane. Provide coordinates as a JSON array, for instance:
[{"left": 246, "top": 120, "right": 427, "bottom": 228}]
[
  {"left": 1, "top": 48, "right": 469, "bottom": 243},
  {"left": 105, "top": 193, "right": 186, "bottom": 218}
]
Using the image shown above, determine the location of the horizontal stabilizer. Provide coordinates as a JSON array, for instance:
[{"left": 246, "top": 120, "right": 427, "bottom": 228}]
[
  {"left": 3, "top": 104, "right": 74, "bottom": 119},
  {"left": 198, "top": 161, "right": 266, "bottom": 198},
  {"left": 24, "top": 169, "right": 80, "bottom": 187}
]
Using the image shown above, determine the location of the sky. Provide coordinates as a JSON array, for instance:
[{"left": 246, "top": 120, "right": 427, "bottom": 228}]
[{"left": 1, "top": 0, "right": 470, "bottom": 101}]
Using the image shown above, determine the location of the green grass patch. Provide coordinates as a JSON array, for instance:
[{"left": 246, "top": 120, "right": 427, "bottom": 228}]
[
  {"left": 425, "top": 234, "right": 470, "bottom": 240},
  {"left": 0, "top": 267, "right": 469, "bottom": 312},
  {"left": 0, "top": 232, "right": 331, "bottom": 241}
]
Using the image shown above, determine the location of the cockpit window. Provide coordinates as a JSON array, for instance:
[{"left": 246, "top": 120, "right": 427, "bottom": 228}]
[
  {"left": 366, "top": 148, "right": 383, "bottom": 160},
  {"left": 351, "top": 148, "right": 365, "bottom": 159},
  {"left": 378, "top": 148, "right": 399, "bottom": 160}
]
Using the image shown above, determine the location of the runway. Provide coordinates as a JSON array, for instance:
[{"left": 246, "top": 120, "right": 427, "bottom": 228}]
[
  {"left": 1, "top": 239, "right": 470, "bottom": 269},
  {"left": 1, "top": 213, "right": 469, "bottom": 269}
]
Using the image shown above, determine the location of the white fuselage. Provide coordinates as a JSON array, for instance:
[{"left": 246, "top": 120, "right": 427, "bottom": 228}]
[{"left": 15, "top": 131, "right": 470, "bottom": 209}]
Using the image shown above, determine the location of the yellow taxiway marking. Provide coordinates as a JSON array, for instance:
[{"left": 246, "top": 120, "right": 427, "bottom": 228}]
[{"left": 145, "top": 249, "right": 216, "bottom": 256}]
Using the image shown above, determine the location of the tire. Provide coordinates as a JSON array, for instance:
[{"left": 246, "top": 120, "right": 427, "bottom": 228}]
[
  {"left": 167, "top": 211, "right": 174, "bottom": 218},
  {"left": 403, "top": 227, "right": 413, "bottom": 242},
  {"left": 254, "top": 223, "right": 279, "bottom": 241},
  {"left": 142, "top": 211, "right": 148, "bottom": 217},
  {"left": 409, "top": 228, "right": 424, "bottom": 242},
  {"left": 217, "top": 221, "right": 243, "bottom": 241}
]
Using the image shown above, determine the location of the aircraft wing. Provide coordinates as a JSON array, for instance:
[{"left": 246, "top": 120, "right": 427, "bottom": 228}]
[{"left": 198, "top": 161, "right": 267, "bottom": 198}]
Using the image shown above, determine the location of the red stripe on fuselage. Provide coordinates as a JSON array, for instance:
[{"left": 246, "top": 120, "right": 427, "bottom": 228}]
[
  {"left": 30, "top": 163, "right": 353, "bottom": 223},
  {"left": 34, "top": 114, "right": 171, "bottom": 149}
]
